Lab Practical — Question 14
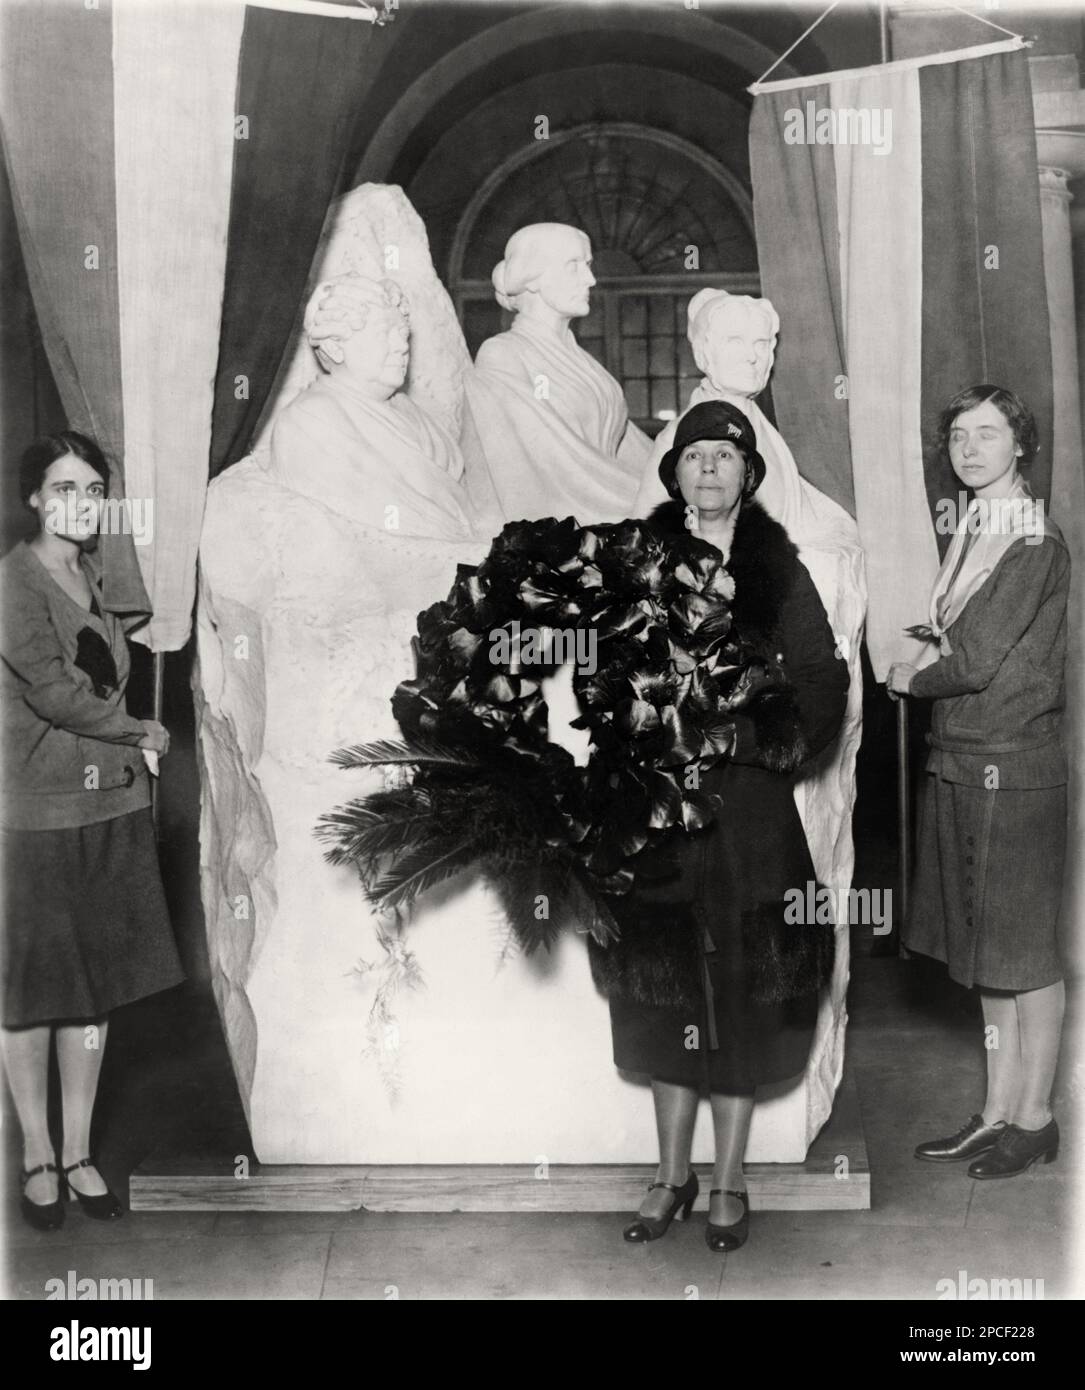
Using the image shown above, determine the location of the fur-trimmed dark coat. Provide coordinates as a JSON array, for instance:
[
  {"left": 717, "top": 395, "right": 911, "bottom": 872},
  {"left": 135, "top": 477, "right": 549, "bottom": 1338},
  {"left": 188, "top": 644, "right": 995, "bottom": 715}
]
[{"left": 587, "top": 498, "right": 850, "bottom": 1018}]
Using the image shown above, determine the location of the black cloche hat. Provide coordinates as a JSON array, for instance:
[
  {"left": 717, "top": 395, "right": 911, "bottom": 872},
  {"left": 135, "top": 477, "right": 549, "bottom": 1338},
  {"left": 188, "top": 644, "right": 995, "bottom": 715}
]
[{"left": 657, "top": 400, "right": 766, "bottom": 500}]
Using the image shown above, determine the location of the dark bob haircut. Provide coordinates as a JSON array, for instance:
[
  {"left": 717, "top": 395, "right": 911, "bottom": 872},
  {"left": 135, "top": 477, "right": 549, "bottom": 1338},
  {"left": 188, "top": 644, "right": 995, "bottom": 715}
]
[
  {"left": 19, "top": 431, "right": 111, "bottom": 509},
  {"left": 938, "top": 385, "right": 1039, "bottom": 468}
]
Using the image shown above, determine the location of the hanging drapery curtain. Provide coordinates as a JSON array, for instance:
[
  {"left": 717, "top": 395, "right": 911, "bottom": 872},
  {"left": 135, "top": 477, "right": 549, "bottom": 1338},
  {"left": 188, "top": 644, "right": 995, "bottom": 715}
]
[
  {"left": 209, "top": 3, "right": 380, "bottom": 477},
  {"left": 1, "top": 0, "right": 384, "bottom": 649},
  {"left": 750, "top": 39, "right": 1052, "bottom": 681},
  {"left": 916, "top": 47, "right": 1053, "bottom": 526},
  {"left": 111, "top": 0, "right": 245, "bottom": 651},
  {"left": 0, "top": 0, "right": 148, "bottom": 619}
]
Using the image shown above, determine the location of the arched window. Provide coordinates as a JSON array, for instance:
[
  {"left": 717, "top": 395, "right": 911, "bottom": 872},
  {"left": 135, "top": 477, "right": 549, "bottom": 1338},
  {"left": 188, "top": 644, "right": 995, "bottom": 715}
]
[{"left": 451, "top": 123, "right": 760, "bottom": 434}]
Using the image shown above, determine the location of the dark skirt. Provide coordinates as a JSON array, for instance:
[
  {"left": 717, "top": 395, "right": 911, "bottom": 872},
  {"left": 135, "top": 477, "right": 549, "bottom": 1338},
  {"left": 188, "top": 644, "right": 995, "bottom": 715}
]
[
  {"left": 599, "top": 760, "right": 827, "bottom": 1093},
  {"left": 607, "top": 939, "right": 819, "bottom": 1091},
  {"left": 903, "top": 771, "right": 1065, "bottom": 991},
  {"left": 2, "top": 808, "right": 185, "bottom": 1028}
]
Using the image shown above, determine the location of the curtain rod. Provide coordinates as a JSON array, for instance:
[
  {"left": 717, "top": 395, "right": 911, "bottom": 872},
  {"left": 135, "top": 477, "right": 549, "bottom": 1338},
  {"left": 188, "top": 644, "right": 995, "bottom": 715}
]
[
  {"left": 750, "top": 0, "right": 1030, "bottom": 97},
  {"left": 751, "top": 0, "right": 844, "bottom": 90},
  {"left": 240, "top": 0, "right": 387, "bottom": 21},
  {"left": 749, "top": 34, "right": 1028, "bottom": 96}
]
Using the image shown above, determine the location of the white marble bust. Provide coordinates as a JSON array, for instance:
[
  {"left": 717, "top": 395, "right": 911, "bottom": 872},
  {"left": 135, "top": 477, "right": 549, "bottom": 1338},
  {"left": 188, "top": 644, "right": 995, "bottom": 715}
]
[
  {"left": 635, "top": 291, "right": 780, "bottom": 516},
  {"left": 270, "top": 273, "right": 474, "bottom": 541},
  {"left": 461, "top": 222, "right": 651, "bottom": 525}
]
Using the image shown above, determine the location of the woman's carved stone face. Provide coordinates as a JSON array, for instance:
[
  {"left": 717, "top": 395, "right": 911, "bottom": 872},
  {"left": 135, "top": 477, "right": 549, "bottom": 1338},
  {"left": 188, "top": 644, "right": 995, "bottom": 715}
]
[
  {"left": 697, "top": 301, "right": 776, "bottom": 397},
  {"left": 532, "top": 230, "right": 596, "bottom": 319},
  {"left": 338, "top": 301, "right": 410, "bottom": 397}
]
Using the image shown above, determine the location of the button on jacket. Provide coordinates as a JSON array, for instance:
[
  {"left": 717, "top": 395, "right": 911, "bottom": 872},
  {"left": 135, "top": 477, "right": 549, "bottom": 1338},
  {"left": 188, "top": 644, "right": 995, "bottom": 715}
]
[
  {"left": 909, "top": 528, "right": 1070, "bottom": 788},
  {"left": 1, "top": 541, "right": 150, "bottom": 830}
]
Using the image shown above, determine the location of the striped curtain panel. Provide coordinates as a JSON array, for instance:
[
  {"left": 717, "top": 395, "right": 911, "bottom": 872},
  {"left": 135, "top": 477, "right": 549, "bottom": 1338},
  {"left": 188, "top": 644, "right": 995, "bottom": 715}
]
[
  {"left": 209, "top": 3, "right": 378, "bottom": 478},
  {"left": 750, "top": 41, "right": 1052, "bottom": 680},
  {"left": 0, "top": 0, "right": 148, "bottom": 618},
  {"left": 1, "top": 0, "right": 381, "bottom": 651},
  {"left": 111, "top": 0, "right": 245, "bottom": 650}
]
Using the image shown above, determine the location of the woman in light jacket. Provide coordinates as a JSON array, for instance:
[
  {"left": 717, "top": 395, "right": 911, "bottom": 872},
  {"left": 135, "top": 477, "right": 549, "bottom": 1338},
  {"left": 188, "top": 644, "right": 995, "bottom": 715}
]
[
  {"left": 889, "top": 385, "right": 1069, "bottom": 1179},
  {"left": 1, "top": 432, "right": 184, "bottom": 1230}
]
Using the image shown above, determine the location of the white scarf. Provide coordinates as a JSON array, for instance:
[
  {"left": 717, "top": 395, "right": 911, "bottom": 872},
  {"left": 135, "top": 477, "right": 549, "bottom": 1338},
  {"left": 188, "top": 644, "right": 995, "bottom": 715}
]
[{"left": 912, "top": 476, "right": 1048, "bottom": 661}]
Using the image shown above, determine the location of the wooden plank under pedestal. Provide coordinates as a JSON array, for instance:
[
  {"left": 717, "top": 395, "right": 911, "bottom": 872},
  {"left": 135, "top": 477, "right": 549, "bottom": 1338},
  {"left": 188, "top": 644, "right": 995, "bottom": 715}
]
[{"left": 130, "top": 1068, "right": 870, "bottom": 1213}]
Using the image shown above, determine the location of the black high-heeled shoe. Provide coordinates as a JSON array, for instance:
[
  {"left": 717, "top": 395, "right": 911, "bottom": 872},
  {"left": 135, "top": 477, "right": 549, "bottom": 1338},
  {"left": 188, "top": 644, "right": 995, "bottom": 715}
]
[
  {"left": 62, "top": 1157, "right": 124, "bottom": 1220},
  {"left": 705, "top": 1188, "right": 749, "bottom": 1253},
  {"left": 20, "top": 1161, "right": 64, "bottom": 1232},
  {"left": 622, "top": 1171, "right": 698, "bottom": 1243}
]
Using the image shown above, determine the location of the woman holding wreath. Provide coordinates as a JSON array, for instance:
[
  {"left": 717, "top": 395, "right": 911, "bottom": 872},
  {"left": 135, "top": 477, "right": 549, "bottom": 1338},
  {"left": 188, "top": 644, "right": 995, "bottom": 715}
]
[
  {"left": 591, "top": 400, "right": 849, "bottom": 1251},
  {"left": 322, "top": 397, "right": 850, "bottom": 1254}
]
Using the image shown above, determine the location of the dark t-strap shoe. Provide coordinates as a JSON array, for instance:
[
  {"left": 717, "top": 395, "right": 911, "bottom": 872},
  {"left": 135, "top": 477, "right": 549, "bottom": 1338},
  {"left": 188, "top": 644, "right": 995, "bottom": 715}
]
[
  {"left": 63, "top": 1157, "right": 124, "bottom": 1220},
  {"left": 914, "top": 1113, "right": 1006, "bottom": 1163},
  {"left": 622, "top": 1171, "right": 698, "bottom": 1242},
  {"left": 705, "top": 1188, "right": 749, "bottom": 1252},
  {"left": 20, "top": 1162, "right": 64, "bottom": 1231}
]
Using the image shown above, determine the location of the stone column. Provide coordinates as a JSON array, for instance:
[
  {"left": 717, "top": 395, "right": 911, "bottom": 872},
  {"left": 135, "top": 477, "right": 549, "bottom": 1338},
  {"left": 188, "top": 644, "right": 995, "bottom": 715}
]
[
  {"left": 1071, "top": 194, "right": 1085, "bottom": 440},
  {"left": 1033, "top": 59, "right": 1085, "bottom": 975},
  {"left": 1032, "top": 57, "right": 1085, "bottom": 511},
  {"left": 1036, "top": 160, "right": 1085, "bottom": 510}
]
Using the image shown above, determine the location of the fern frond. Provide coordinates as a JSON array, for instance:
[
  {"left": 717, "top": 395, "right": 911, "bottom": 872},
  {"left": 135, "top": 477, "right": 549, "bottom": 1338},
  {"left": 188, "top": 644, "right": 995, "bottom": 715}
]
[
  {"left": 338, "top": 787, "right": 435, "bottom": 816},
  {"left": 316, "top": 814, "right": 434, "bottom": 866},
  {"left": 328, "top": 738, "right": 483, "bottom": 771},
  {"left": 489, "top": 863, "right": 561, "bottom": 956},
  {"left": 367, "top": 839, "right": 480, "bottom": 910},
  {"left": 316, "top": 790, "right": 434, "bottom": 838}
]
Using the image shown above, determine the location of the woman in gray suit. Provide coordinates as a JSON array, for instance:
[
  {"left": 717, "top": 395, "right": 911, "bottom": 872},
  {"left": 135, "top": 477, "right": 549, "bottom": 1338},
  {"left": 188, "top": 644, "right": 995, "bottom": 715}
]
[
  {"left": 888, "top": 385, "right": 1068, "bottom": 1180},
  {"left": 1, "top": 432, "right": 184, "bottom": 1230}
]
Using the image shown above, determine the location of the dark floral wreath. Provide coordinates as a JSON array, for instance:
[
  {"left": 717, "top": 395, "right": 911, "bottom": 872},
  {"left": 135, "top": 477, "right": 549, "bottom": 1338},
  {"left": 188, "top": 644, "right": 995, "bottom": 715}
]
[{"left": 318, "top": 516, "right": 785, "bottom": 954}]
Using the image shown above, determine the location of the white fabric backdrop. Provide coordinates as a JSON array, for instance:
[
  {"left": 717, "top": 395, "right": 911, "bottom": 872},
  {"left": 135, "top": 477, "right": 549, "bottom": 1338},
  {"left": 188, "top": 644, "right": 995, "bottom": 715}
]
[
  {"left": 831, "top": 67, "right": 940, "bottom": 678},
  {"left": 113, "top": 0, "right": 245, "bottom": 651}
]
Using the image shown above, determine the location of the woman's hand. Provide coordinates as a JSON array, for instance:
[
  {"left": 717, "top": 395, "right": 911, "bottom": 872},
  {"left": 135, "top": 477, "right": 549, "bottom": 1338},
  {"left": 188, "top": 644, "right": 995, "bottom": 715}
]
[
  {"left": 886, "top": 663, "right": 917, "bottom": 700},
  {"left": 138, "top": 719, "right": 170, "bottom": 755}
]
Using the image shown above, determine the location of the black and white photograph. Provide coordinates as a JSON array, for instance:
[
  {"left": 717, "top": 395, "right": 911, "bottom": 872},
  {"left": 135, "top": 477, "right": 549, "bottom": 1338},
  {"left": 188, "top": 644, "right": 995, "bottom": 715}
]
[{"left": 0, "top": 0, "right": 1082, "bottom": 1337}]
